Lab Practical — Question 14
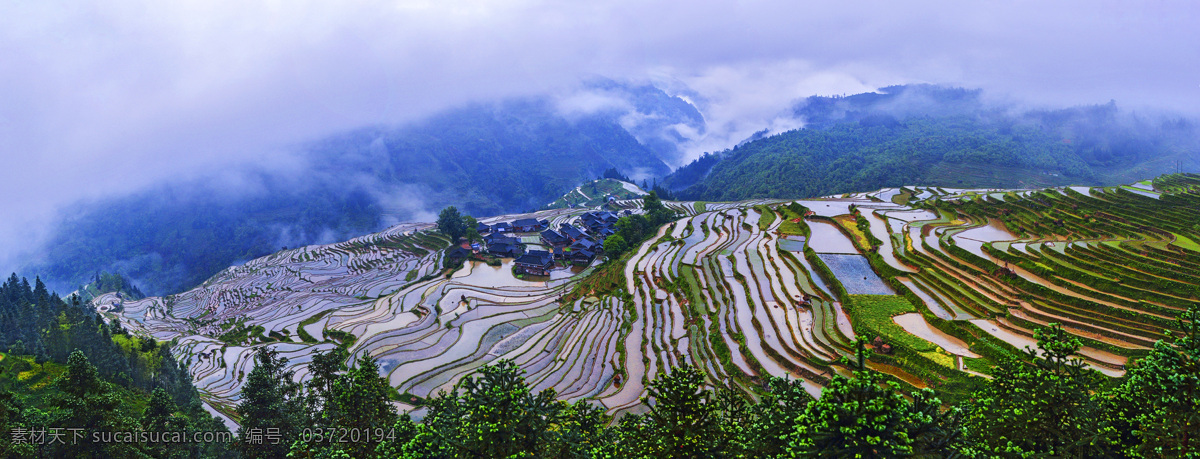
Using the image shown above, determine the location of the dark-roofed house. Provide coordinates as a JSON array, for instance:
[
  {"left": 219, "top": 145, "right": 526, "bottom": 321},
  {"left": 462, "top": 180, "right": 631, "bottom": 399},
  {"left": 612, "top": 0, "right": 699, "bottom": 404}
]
[
  {"left": 495, "top": 234, "right": 523, "bottom": 243},
  {"left": 485, "top": 234, "right": 525, "bottom": 258},
  {"left": 485, "top": 233, "right": 522, "bottom": 246},
  {"left": 492, "top": 222, "right": 511, "bottom": 233},
  {"left": 487, "top": 242, "right": 524, "bottom": 258},
  {"left": 512, "top": 218, "right": 544, "bottom": 232},
  {"left": 582, "top": 211, "right": 609, "bottom": 221},
  {"left": 581, "top": 219, "right": 603, "bottom": 233},
  {"left": 476, "top": 222, "right": 492, "bottom": 234},
  {"left": 446, "top": 246, "right": 472, "bottom": 263},
  {"left": 540, "top": 229, "right": 569, "bottom": 248},
  {"left": 513, "top": 250, "right": 554, "bottom": 276},
  {"left": 570, "top": 249, "right": 595, "bottom": 264},
  {"left": 582, "top": 218, "right": 615, "bottom": 237},
  {"left": 559, "top": 224, "right": 587, "bottom": 243},
  {"left": 570, "top": 238, "right": 599, "bottom": 253},
  {"left": 537, "top": 219, "right": 550, "bottom": 228}
]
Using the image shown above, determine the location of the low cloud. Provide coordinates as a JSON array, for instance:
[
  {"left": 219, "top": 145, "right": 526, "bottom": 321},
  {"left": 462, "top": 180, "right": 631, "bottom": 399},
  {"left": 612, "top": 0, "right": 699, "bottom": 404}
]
[
  {"left": 655, "top": 60, "right": 884, "bottom": 163},
  {"left": 555, "top": 90, "right": 635, "bottom": 118}
]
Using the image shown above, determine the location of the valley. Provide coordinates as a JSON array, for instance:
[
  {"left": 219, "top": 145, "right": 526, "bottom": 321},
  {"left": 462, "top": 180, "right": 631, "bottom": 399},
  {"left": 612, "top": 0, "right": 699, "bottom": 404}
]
[{"left": 100, "top": 174, "right": 1200, "bottom": 426}]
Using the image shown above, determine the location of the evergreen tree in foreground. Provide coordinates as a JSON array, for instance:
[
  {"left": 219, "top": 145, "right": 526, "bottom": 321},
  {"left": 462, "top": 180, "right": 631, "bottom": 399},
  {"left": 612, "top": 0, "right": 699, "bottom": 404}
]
[
  {"left": 233, "top": 310, "right": 1200, "bottom": 457},
  {"left": 964, "top": 323, "right": 1119, "bottom": 456},
  {"left": 0, "top": 273, "right": 232, "bottom": 458},
  {"left": 288, "top": 352, "right": 398, "bottom": 458},
  {"left": 788, "top": 340, "right": 967, "bottom": 457},
  {"left": 382, "top": 360, "right": 607, "bottom": 458},
  {"left": 1104, "top": 305, "right": 1200, "bottom": 456},
  {"left": 236, "top": 348, "right": 305, "bottom": 459},
  {"left": 603, "top": 365, "right": 727, "bottom": 457}
]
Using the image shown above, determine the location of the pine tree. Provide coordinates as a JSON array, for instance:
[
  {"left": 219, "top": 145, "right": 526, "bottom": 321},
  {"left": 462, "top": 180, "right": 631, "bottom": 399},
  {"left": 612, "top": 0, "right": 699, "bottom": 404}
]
[
  {"left": 400, "top": 360, "right": 573, "bottom": 457},
  {"left": 322, "top": 354, "right": 397, "bottom": 457},
  {"left": 1105, "top": 305, "right": 1200, "bottom": 456},
  {"left": 236, "top": 348, "right": 305, "bottom": 459},
  {"left": 303, "top": 347, "right": 348, "bottom": 423},
  {"left": 636, "top": 365, "right": 724, "bottom": 456},
  {"left": 142, "top": 388, "right": 189, "bottom": 459},
  {"left": 965, "top": 323, "right": 1119, "bottom": 456},
  {"left": 787, "top": 341, "right": 966, "bottom": 457},
  {"left": 52, "top": 350, "right": 143, "bottom": 458}
]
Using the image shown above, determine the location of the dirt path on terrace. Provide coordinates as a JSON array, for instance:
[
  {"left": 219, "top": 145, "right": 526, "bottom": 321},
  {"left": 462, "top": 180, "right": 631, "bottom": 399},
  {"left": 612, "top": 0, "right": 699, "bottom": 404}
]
[{"left": 1008, "top": 307, "right": 1154, "bottom": 349}]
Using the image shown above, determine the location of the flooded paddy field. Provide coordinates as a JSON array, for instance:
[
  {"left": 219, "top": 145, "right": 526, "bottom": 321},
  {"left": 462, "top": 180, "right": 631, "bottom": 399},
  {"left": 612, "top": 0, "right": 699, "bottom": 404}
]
[{"left": 104, "top": 177, "right": 1199, "bottom": 423}]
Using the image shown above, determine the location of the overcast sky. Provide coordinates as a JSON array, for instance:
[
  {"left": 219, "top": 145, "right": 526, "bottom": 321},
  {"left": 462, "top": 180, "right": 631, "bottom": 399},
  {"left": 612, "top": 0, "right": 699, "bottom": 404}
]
[{"left": 2, "top": 0, "right": 1198, "bottom": 266}]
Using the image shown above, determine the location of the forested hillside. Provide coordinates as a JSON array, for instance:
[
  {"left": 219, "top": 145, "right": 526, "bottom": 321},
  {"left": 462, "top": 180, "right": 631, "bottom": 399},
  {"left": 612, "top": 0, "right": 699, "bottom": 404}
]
[
  {"left": 667, "top": 85, "right": 1200, "bottom": 201},
  {"left": 313, "top": 97, "right": 671, "bottom": 217},
  {"left": 676, "top": 116, "right": 1089, "bottom": 201},
  {"left": 0, "top": 274, "right": 232, "bottom": 457}
]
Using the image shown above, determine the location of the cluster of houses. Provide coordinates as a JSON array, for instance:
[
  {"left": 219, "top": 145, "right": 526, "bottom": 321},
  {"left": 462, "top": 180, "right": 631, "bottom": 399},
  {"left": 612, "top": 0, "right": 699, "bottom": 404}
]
[
  {"left": 485, "top": 218, "right": 549, "bottom": 234},
  {"left": 578, "top": 210, "right": 626, "bottom": 237},
  {"left": 468, "top": 211, "right": 630, "bottom": 276}
]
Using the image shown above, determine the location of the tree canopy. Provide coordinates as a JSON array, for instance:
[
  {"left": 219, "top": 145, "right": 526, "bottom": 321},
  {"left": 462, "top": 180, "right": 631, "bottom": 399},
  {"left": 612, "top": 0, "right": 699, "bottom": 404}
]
[{"left": 436, "top": 206, "right": 468, "bottom": 245}]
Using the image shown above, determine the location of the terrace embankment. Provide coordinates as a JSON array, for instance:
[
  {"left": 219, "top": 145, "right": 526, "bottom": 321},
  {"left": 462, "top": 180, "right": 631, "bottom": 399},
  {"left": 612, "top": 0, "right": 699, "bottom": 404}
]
[{"left": 104, "top": 173, "right": 1200, "bottom": 421}]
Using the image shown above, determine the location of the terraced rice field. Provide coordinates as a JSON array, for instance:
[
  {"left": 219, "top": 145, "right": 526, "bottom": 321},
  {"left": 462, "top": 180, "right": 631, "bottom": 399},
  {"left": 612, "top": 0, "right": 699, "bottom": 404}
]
[
  {"left": 103, "top": 173, "right": 1200, "bottom": 424},
  {"left": 816, "top": 254, "right": 894, "bottom": 295}
]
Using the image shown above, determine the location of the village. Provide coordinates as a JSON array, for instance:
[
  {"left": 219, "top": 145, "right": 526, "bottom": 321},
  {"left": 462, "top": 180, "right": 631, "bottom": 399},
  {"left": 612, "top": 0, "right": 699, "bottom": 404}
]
[{"left": 443, "top": 209, "right": 629, "bottom": 277}]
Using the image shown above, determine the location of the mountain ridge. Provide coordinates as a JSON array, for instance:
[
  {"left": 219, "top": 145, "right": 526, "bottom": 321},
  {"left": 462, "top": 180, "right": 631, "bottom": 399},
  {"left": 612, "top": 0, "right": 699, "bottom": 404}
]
[{"left": 664, "top": 84, "right": 1199, "bottom": 200}]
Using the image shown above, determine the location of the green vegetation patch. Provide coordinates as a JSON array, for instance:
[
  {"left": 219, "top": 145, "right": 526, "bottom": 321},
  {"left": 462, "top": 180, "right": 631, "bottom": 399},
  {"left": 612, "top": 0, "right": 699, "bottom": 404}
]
[
  {"left": 1171, "top": 232, "right": 1200, "bottom": 252},
  {"left": 775, "top": 203, "right": 809, "bottom": 236},
  {"left": 297, "top": 310, "right": 334, "bottom": 343},
  {"left": 754, "top": 205, "right": 777, "bottom": 231},
  {"left": 842, "top": 295, "right": 935, "bottom": 353},
  {"left": 833, "top": 215, "right": 873, "bottom": 251},
  {"left": 326, "top": 329, "right": 358, "bottom": 348},
  {"left": 561, "top": 258, "right": 628, "bottom": 304},
  {"left": 546, "top": 179, "right": 643, "bottom": 209},
  {"left": 217, "top": 317, "right": 262, "bottom": 346}
]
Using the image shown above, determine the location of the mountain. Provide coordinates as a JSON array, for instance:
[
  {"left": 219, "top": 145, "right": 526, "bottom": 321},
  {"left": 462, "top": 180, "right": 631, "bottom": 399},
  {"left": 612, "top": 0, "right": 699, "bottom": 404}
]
[
  {"left": 665, "top": 84, "right": 1200, "bottom": 200},
  {"left": 311, "top": 97, "right": 672, "bottom": 217},
  {"left": 579, "top": 78, "right": 707, "bottom": 163},
  {"left": 27, "top": 87, "right": 697, "bottom": 296}
]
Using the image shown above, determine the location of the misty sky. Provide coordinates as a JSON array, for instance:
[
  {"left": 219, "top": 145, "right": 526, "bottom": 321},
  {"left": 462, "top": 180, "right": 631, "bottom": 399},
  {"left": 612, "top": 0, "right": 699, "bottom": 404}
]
[{"left": 2, "top": 0, "right": 1198, "bottom": 267}]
